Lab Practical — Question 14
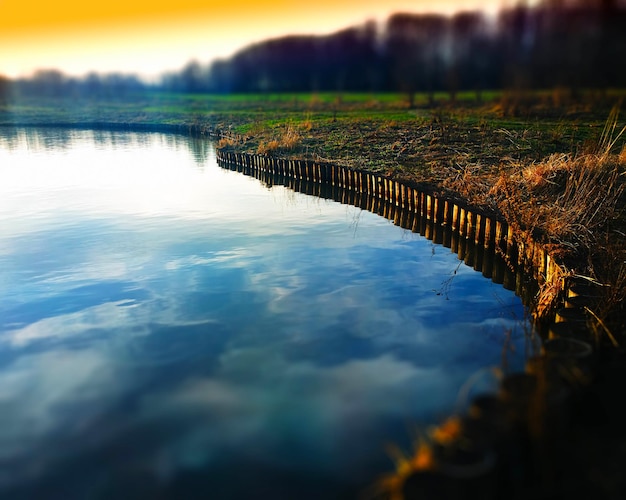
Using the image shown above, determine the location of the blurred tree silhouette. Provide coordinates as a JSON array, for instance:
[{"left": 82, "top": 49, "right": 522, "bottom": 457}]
[
  {"left": 7, "top": 0, "right": 626, "bottom": 100},
  {"left": 386, "top": 13, "right": 446, "bottom": 107}
]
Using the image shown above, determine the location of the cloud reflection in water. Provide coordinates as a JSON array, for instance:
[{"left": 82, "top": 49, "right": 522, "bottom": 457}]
[{"left": 0, "top": 129, "right": 534, "bottom": 498}]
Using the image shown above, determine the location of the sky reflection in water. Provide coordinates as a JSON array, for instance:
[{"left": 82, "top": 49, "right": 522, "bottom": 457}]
[{"left": 0, "top": 129, "right": 535, "bottom": 499}]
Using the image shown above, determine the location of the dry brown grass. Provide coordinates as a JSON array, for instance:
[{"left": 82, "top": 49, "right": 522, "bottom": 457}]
[
  {"left": 256, "top": 124, "right": 302, "bottom": 155},
  {"left": 619, "top": 144, "right": 626, "bottom": 166},
  {"left": 489, "top": 154, "right": 624, "bottom": 249},
  {"left": 492, "top": 152, "right": 624, "bottom": 249},
  {"left": 281, "top": 124, "right": 301, "bottom": 149},
  {"left": 597, "top": 103, "right": 626, "bottom": 158},
  {"left": 496, "top": 111, "right": 624, "bottom": 337},
  {"left": 256, "top": 139, "right": 280, "bottom": 154},
  {"left": 443, "top": 109, "right": 625, "bottom": 334},
  {"left": 520, "top": 154, "right": 570, "bottom": 191},
  {"left": 370, "top": 433, "right": 438, "bottom": 499},
  {"left": 301, "top": 114, "right": 313, "bottom": 132},
  {"left": 217, "top": 136, "right": 238, "bottom": 149},
  {"left": 586, "top": 234, "right": 626, "bottom": 339},
  {"left": 450, "top": 107, "right": 626, "bottom": 252}
]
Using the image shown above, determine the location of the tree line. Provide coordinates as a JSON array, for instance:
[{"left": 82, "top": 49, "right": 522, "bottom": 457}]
[{"left": 2, "top": 0, "right": 625, "bottom": 103}]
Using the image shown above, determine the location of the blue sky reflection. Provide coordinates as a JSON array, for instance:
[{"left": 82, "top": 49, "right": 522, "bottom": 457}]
[{"left": 0, "top": 128, "right": 535, "bottom": 498}]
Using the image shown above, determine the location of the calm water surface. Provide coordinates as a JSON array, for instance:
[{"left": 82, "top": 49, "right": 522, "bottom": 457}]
[{"left": 0, "top": 128, "right": 535, "bottom": 499}]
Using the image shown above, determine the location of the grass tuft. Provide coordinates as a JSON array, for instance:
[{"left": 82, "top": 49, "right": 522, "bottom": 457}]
[
  {"left": 491, "top": 152, "right": 623, "bottom": 251},
  {"left": 256, "top": 123, "right": 302, "bottom": 155},
  {"left": 217, "top": 136, "right": 238, "bottom": 149}
]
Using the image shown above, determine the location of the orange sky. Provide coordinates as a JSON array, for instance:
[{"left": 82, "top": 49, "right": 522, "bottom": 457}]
[{"left": 1, "top": 0, "right": 514, "bottom": 80}]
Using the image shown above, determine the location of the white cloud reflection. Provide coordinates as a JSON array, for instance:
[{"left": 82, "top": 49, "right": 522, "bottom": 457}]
[
  {"left": 0, "top": 349, "right": 117, "bottom": 462},
  {"left": 138, "top": 350, "right": 450, "bottom": 475},
  {"left": 3, "top": 301, "right": 140, "bottom": 347}
]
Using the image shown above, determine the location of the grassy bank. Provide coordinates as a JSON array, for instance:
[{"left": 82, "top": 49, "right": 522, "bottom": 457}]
[{"left": 2, "top": 90, "right": 624, "bottom": 335}]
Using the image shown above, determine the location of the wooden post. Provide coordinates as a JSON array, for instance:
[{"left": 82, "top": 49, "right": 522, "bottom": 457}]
[
  {"left": 463, "top": 209, "right": 476, "bottom": 242},
  {"left": 451, "top": 204, "right": 460, "bottom": 232},
  {"left": 473, "top": 245, "right": 484, "bottom": 273},
  {"left": 442, "top": 200, "right": 450, "bottom": 225},
  {"left": 411, "top": 211, "right": 420, "bottom": 233},
  {"left": 492, "top": 251, "right": 505, "bottom": 285},
  {"left": 457, "top": 234, "right": 467, "bottom": 261},
  {"left": 400, "top": 209, "right": 410, "bottom": 230},
  {"left": 424, "top": 220, "right": 433, "bottom": 240},
  {"left": 450, "top": 230, "right": 459, "bottom": 254},
  {"left": 443, "top": 227, "right": 452, "bottom": 249},
  {"left": 463, "top": 238, "right": 474, "bottom": 265},
  {"left": 503, "top": 265, "right": 516, "bottom": 291},
  {"left": 482, "top": 247, "right": 494, "bottom": 279},
  {"left": 495, "top": 220, "right": 506, "bottom": 250},
  {"left": 413, "top": 190, "right": 421, "bottom": 215},
  {"left": 433, "top": 224, "right": 444, "bottom": 245},
  {"left": 484, "top": 217, "right": 493, "bottom": 249},
  {"left": 474, "top": 213, "right": 485, "bottom": 246}
]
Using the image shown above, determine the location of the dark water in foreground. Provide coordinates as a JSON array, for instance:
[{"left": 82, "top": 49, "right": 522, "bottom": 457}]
[{"left": 0, "top": 128, "right": 535, "bottom": 499}]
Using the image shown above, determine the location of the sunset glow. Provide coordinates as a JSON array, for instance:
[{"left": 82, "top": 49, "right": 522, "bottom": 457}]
[{"left": 1, "top": 0, "right": 512, "bottom": 80}]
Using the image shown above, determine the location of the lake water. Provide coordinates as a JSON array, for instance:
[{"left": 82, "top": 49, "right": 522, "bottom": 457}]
[{"left": 0, "top": 128, "right": 535, "bottom": 499}]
